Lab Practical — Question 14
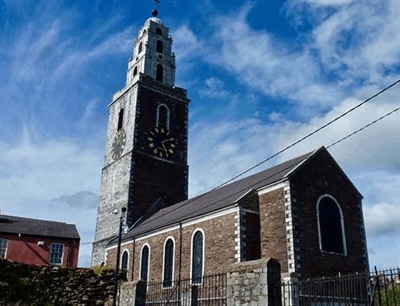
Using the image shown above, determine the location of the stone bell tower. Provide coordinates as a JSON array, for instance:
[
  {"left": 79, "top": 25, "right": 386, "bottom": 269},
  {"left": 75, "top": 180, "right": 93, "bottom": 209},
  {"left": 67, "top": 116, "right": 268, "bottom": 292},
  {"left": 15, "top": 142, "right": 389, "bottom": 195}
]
[{"left": 92, "top": 10, "right": 190, "bottom": 266}]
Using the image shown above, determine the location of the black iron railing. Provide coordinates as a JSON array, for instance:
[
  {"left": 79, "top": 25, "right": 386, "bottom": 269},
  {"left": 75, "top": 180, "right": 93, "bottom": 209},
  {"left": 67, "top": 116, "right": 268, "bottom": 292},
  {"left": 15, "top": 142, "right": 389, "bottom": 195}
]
[
  {"left": 282, "top": 267, "right": 400, "bottom": 306},
  {"left": 141, "top": 268, "right": 399, "bottom": 305},
  {"left": 145, "top": 273, "right": 227, "bottom": 305}
]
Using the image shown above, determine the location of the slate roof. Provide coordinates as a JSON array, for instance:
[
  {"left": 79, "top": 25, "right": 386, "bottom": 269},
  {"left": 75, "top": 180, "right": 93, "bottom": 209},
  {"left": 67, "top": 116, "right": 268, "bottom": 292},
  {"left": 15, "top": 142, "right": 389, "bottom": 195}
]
[
  {"left": 0, "top": 215, "right": 80, "bottom": 240},
  {"left": 118, "top": 147, "right": 322, "bottom": 243}
]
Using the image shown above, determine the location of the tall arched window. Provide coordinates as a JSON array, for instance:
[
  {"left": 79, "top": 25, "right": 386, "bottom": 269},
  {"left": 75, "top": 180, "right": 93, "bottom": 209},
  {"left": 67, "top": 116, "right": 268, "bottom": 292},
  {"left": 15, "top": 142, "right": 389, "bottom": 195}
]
[
  {"left": 133, "top": 66, "right": 138, "bottom": 76},
  {"left": 156, "top": 64, "right": 163, "bottom": 82},
  {"left": 156, "top": 40, "right": 163, "bottom": 53},
  {"left": 138, "top": 42, "right": 143, "bottom": 53},
  {"left": 317, "top": 194, "right": 347, "bottom": 255},
  {"left": 191, "top": 230, "right": 204, "bottom": 284},
  {"left": 121, "top": 250, "right": 129, "bottom": 270},
  {"left": 140, "top": 245, "right": 150, "bottom": 281},
  {"left": 117, "top": 109, "right": 124, "bottom": 130},
  {"left": 163, "top": 238, "right": 174, "bottom": 287},
  {"left": 156, "top": 104, "right": 170, "bottom": 130}
]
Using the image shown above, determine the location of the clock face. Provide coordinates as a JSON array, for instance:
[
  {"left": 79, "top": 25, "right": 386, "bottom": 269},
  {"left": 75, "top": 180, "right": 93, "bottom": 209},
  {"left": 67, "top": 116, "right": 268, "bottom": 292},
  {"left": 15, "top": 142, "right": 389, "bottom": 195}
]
[
  {"left": 147, "top": 127, "right": 176, "bottom": 158},
  {"left": 111, "top": 129, "right": 127, "bottom": 160}
]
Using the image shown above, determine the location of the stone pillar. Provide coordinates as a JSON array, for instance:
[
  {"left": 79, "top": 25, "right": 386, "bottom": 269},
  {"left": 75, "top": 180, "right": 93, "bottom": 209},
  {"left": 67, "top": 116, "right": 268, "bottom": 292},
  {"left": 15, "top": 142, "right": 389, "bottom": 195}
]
[
  {"left": 117, "top": 280, "right": 146, "bottom": 306},
  {"left": 227, "top": 258, "right": 281, "bottom": 306}
]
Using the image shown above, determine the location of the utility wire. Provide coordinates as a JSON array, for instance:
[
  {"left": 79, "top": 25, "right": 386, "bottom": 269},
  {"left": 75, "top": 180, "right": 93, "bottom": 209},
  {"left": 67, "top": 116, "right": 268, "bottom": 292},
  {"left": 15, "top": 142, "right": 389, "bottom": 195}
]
[
  {"left": 123, "top": 79, "right": 400, "bottom": 236},
  {"left": 326, "top": 107, "right": 400, "bottom": 149},
  {"left": 138, "top": 106, "right": 400, "bottom": 232},
  {"left": 212, "top": 78, "right": 400, "bottom": 190}
]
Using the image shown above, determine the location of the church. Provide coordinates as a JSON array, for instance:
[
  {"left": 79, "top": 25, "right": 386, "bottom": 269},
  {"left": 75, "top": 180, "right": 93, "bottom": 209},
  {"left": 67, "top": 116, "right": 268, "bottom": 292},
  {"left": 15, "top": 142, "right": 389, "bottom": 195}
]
[{"left": 91, "top": 10, "right": 369, "bottom": 285}]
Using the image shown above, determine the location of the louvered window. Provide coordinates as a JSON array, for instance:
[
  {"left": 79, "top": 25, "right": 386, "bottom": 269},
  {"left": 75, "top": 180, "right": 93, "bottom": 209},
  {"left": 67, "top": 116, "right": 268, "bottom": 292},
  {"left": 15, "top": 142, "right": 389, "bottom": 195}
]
[
  {"left": 156, "top": 64, "right": 163, "bottom": 82},
  {"left": 118, "top": 109, "right": 124, "bottom": 130},
  {"left": 156, "top": 40, "right": 163, "bottom": 53},
  {"left": 157, "top": 104, "right": 170, "bottom": 130}
]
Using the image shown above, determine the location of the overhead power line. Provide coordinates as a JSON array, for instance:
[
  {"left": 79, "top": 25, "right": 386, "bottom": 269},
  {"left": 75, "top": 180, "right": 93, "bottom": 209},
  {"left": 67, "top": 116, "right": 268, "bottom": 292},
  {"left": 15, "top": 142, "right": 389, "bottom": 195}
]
[
  {"left": 212, "top": 78, "right": 400, "bottom": 190},
  {"left": 120, "top": 79, "right": 400, "bottom": 236},
  {"left": 327, "top": 107, "right": 400, "bottom": 149},
  {"left": 139, "top": 104, "right": 400, "bottom": 232}
]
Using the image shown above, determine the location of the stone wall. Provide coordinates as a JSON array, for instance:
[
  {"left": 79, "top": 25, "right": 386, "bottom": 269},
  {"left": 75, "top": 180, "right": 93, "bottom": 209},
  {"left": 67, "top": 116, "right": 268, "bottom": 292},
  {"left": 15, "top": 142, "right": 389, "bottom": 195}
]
[
  {"left": 226, "top": 258, "right": 281, "bottom": 306},
  {"left": 289, "top": 149, "right": 369, "bottom": 278},
  {"left": 0, "top": 259, "right": 123, "bottom": 305},
  {"left": 107, "top": 210, "right": 239, "bottom": 283},
  {"left": 259, "top": 187, "right": 288, "bottom": 271}
]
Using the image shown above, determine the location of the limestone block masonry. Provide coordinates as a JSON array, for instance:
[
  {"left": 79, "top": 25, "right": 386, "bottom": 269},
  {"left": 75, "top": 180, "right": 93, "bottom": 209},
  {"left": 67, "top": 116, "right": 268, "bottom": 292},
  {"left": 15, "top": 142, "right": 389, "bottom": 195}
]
[
  {"left": 92, "top": 11, "right": 190, "bottom": 267},
  {"left": 227, "top": 258, "right": 277, "bottom": 306}
]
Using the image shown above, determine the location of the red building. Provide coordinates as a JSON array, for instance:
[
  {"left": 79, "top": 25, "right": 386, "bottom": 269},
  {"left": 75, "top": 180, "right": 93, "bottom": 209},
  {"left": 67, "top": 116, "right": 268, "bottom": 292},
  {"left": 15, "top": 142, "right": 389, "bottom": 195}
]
[{"left": 0, "top": 214, "right": 80, "bottom": 268}]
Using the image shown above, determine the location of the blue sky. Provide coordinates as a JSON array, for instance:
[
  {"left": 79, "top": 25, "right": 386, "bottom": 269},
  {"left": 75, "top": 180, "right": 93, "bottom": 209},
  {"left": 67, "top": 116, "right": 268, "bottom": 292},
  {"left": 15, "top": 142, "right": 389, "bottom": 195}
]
[{"left": 0, "top": 0, "right": 399, "bottom": 268}]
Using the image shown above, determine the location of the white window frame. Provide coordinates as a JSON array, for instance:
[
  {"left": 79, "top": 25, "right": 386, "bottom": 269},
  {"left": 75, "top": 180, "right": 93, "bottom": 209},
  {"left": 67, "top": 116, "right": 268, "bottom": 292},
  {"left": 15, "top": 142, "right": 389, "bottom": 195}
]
[
  {"left": 156, "top": 103, "right": 170, "bottom": 130},
  {"left": 139, "top": 244, "right": 151, "bottom": 282},
  {"left": 120, "top": 249, "right": 129, "bottom": 270},
  {"left": 49, "top": 243, "right": 64, "bottom": 265},
  {"left": 316, "top": 194, "right": 347, "bottom": 256},
  {"left": 190, "top": 229, "right": 205, "bottom": 285},
  {"left": 162, "top": 236, "right": 175, "bottom": 288},
  {"left": 0, "top": 238, "right": 8, "bottom": 259}
]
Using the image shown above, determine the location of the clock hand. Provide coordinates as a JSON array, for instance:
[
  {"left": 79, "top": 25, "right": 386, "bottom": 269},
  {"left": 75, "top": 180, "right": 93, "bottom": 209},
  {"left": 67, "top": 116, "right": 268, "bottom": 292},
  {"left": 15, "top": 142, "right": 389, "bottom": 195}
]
[
  {"left": 161, "top": 143, "right": 169, "bottom": 157},
  {"left": 161, "top": 138, "right": 174, "bottom": 143}
]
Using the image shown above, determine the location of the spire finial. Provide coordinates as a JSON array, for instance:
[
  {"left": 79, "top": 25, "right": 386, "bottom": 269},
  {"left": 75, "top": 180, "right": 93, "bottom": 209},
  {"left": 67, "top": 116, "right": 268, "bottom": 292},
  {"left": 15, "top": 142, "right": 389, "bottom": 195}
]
[{"left": 152, "top": 0, "right": 160, "bottom": 17}]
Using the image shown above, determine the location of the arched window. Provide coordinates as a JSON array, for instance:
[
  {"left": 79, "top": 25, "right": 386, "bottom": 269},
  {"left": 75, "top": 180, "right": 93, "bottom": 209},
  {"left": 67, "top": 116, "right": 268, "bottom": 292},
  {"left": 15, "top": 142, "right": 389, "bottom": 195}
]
[
  {"left": 0, "top": 238, "right": 8, "bottom": 259},
  {"left": 121, "top": 250, "right": 129, "bottom": 270},
  {"left": 163, "top": 238, "right": 174, "bottom": 287},
  {"left": 156, "top": 64, "right": 163, "bottom": 82},
  {"left": 156, "top": 104, "right": 170, "bottom": 130},
  {"left": 156, "top": 27, "right": 162, "bottom": 35},
  {"left": 117, "top": 109, "right": 124, "bottom": 130},
  {"left": 191, "top": 230, "right": 204, "bottom": 284},
  {"left": 140, "top": 245, "right": 150, "bottom": 281},
  {"left": 138, "top": 42, "right": 143, "bottom": 53},
  {"left": 317, "top": 195, "right": 347, "bottom": 255},
  {"left": 133, "top": 66, "right": 138, "bottom": 76},
  {"left": 156, "top": 40, "right": 163, "bottom": 53}
]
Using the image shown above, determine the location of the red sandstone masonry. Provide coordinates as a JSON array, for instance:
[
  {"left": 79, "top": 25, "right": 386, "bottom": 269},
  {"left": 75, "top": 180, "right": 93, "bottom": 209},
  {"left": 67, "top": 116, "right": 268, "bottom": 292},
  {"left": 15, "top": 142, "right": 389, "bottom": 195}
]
[
  {"left": 106, "top": 211, "right": 238, "bottom": 282},
  {"left": 259, "top": 187, "right": 288, "bottom": 272}
]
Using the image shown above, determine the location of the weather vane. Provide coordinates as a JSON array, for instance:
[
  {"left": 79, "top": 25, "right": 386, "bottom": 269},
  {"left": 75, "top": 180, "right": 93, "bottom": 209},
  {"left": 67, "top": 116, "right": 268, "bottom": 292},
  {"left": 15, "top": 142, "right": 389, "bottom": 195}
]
[{"left": 152, "top": 0, "right": 160, "bottom": 16}]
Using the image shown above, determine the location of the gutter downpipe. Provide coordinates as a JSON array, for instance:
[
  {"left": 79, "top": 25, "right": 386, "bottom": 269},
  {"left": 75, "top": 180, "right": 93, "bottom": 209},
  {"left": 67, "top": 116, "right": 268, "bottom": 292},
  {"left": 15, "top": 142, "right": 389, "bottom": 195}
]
[{"left": 179, "top": 222, "right": 183, "bottom": 301}]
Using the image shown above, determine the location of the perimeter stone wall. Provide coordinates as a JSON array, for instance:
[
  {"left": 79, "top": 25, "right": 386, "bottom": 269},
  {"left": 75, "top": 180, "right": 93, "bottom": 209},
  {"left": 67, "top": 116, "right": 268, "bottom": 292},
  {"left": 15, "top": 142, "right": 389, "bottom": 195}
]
[{"left": 0, "top": 259, "right": 121, "bottom": 305}]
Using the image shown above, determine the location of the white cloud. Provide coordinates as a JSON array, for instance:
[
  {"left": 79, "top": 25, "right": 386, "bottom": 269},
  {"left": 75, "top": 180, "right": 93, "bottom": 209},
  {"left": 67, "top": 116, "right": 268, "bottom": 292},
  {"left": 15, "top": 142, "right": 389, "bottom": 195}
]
[
  {"left": 364, "top": 203, "right": 400, "bottom": 237},
  {"left": 0, "top": 130, "right": 103, "bottom": 266},
  {"left": 201, "top": 6, "right": 341, "bottom": 110},
  {"left": 287, "top": 0, "right": 400, "bottom": 84},
  {"left": 172, "top": 24, "right": 199, "bottom": 60},
  {"left": 52, "top": 191, "right": 98, "bottom": 210}
]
